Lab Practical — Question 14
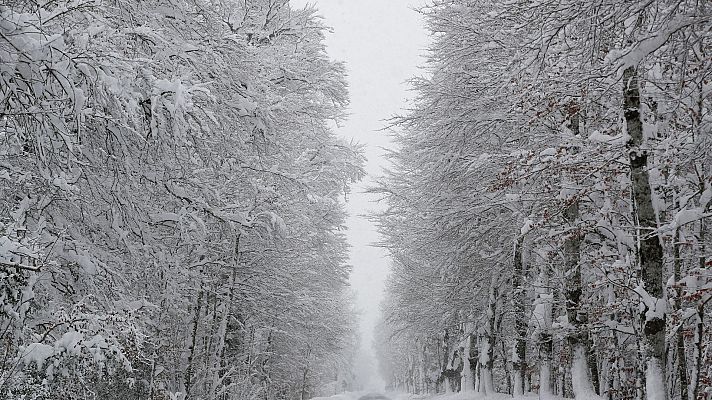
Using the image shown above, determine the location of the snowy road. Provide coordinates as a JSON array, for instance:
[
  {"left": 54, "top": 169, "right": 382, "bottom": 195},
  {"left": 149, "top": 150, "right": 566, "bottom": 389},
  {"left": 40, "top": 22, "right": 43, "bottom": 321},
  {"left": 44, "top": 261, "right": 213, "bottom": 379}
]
[
  {"left": 310, "top": 392, "right": 395, "bottom": 400},
  {"left": 356, "top": 394, "right": 392, "bottom": 400},
  {"left": 309, "top": 392, "right": 420, "bottom": 400},
  {"left": 309, "top": 392, "right": 578, "bottom": 400}
]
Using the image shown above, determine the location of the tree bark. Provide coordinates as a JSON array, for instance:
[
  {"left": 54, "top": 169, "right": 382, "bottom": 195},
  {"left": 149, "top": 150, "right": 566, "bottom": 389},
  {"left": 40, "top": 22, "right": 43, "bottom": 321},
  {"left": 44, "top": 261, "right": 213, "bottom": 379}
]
[
  {"left": 672, "top": 226, "right": 689, "bottom": 400},
  {"left": 512, "top": 235, "right": 527, "bottom": 395},
  {"left": 480, "top": 284, "right": 498, "bottom": 394},
  {"left": 441, "top": 328, "right": 452, "bottom": 393},
  {"left": 623, "top": 65, "right": 667, "bottom": 400},
  {"left": 563, "top": 103, "right": 600, "bottom": 397},
  {"left": 535, "top": 263, "right": 553, "bottom": 396},
  {"left": 300, "top": 365, "right": 310, "bottom": 400},
  {"left": 690, "top": 302, "right": 704, "bottom": 400},
  {"left": 461, "top": 331, "right": 476, "bottom": 392},
  {"left": 185, "top": 284, "right": 205, "bottom": 396}
]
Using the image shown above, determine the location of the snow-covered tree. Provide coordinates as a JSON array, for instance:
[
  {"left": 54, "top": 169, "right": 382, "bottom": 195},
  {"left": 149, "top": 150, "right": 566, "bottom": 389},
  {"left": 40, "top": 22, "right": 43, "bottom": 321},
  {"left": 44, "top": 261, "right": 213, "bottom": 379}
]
[
  {"left": 374, "top": 2, "right": 711, "bottom": 400},
  {"left": 0, "top": 1, "right": 363, "bottom": 399}
]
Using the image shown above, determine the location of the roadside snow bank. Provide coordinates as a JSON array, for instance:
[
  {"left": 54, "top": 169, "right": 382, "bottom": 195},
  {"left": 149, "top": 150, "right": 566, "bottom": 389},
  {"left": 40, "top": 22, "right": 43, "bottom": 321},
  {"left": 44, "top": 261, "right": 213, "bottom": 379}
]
[
  {"left": 309, "top": 391, "right": 600, "bottom": 400},
  {"left": 387, "top": 392, "right": 576, "bottom": 400}
]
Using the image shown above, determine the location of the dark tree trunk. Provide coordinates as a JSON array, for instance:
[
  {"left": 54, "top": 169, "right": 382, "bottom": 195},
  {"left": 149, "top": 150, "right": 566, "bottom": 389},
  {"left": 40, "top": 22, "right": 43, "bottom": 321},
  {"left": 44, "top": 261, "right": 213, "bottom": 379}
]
[
  {"left": 534, "top": 260, "right": 554, "bottom": 396},
  {"left": 690, "top": 303, "right": 704, "bottom": 400},
  {"left": 440, "top": 329, "right": 452, "bottom": 393},
  {"left": 481, "top": 284, "right": 498, "bottom": 394},
  {"left": 563, "top": 103, "right": 600, "bottom": 395},
  {"left": 623, "top": 65, "right": 667, "bottom": 400},
  {"left": 512, "top": 235, "right": 527, "bottom": 395},
  {"left": 673, "top": 226, "right": 689, "bottom": 400}
]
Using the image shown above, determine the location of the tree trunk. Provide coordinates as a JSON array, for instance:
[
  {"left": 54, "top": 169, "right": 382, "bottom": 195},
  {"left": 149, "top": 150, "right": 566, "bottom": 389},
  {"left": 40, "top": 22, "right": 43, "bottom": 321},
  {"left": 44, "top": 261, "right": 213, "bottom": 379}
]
[
  {"left": 474, "top": 336, "right": 481, "bottom": 392},
  {"left": 535, "top": 262, "right": 553, "bottom": 396},
  {"left": 558, "top": 363, "right": 566, "bottom": 397},
  {"left": 539, "top": 332, "right": 552, "bottom": 395},
  {"left": 512, "top": 235, "right": 527, "bottom": 395},
  {"left": 589, "top": 341, "right": 600, "bottom": 395},
  {"left": 502, "top": 338, "right": 512, "bottom": 395},
  {"left": 300, "top": 364, "right": 310, "bottom": 400},
  {"left": 185, "top": 284, "right": 205, "bottom": 395},
  {"left": 689, "top": 302, "right": 704, "bottom": 400},
  {"left": 442, "top": 328, "right": 451, "bottom": 394},
  {"left": 462, "top": 331, "right": 475, "bottom": 392},
  {"left": 623, "top": 65, "right": 667, "bottom": 400},
  {"left": 606, "top": 284, "right": 623, "bottom": 400},
  {"left": 564, "top": 103, "right": 600, "bottom": 397},
  {"left": 673, "top": 226, "right": 689, "bottom": 400},
  {"left": 480, "top": 284, "right": 498, "bottom": 394},
  {"left": 261, "top": 330, "right": 274, "bottom": 398},
  {"left": 468, "top": 333, "right": 478, "bottom": 392}
]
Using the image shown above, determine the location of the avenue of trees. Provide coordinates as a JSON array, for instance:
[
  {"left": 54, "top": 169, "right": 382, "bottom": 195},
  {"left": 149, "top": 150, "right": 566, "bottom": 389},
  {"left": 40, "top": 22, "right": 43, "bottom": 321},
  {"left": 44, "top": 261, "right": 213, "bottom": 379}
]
[
  {"left": 374, "top": 1, "right": 711, "bottom": 400},
  {"left": 0, "top": 1, "right": 362, "bottom": 399}
]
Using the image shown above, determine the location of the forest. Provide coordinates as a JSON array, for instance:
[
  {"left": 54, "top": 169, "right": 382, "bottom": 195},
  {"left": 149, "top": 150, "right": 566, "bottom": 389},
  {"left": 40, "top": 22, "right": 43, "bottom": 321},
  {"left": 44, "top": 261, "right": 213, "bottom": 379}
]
[
  {"left": 2, "top": 1, "right": 712, "bottom": 400},
  {"left": 374, "top": 1, "right": 711, "bottom": 400},
  {"left": 1, "top": 1, "right": 364, "bottom": 399}
]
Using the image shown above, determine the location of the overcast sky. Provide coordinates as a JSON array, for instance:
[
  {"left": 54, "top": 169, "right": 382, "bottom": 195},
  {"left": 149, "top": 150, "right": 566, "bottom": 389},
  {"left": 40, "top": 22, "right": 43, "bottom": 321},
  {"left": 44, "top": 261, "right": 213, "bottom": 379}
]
[{"left": 289, "top": 0, "right": 429, "bottom": 390}]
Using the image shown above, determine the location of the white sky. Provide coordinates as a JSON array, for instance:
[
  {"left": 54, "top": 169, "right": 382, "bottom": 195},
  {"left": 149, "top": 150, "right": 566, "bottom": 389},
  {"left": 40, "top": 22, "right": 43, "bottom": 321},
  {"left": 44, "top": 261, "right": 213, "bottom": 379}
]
[{"left": 289, "top": 0, "right": 429, "bottom": 391}]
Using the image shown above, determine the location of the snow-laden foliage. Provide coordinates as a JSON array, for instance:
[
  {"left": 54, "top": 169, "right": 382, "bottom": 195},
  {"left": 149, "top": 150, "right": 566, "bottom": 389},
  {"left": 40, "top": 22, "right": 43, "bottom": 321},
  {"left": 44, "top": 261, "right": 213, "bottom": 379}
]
[
  {"left": 374, "top": 1, "right": 711, "bottom": 400},
  {"left": 0, "top": 1, "right": 363, "bottom": 399}
]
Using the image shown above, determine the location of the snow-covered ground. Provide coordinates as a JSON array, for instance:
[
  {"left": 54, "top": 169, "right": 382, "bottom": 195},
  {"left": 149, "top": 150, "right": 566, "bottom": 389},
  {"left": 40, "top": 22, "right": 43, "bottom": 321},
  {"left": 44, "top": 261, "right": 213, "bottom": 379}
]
[{"left": 310, "top": 392, "right": 575, "bottom": 400}]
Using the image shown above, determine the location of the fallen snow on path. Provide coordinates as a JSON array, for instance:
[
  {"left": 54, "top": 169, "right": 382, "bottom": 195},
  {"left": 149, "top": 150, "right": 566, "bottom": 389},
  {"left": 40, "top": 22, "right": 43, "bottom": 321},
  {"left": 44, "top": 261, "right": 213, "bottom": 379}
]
[
  {"left": 309, "top": 393, "right": 506, "bottom": 400},
  {"left": 310, "top": 392, "right": 607, "bottom": 400},
  {"left": 310, "top": 396, "right": 354, "bottom": 400},
  {"left": 310, "top": 393, "right": 364, "bottom": 400},
  {"left": 390, "top": 393, "right": 512, "bottom": 400},
  {"left": 386, "top": 392, "right": 607, "bottom": 400}
]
